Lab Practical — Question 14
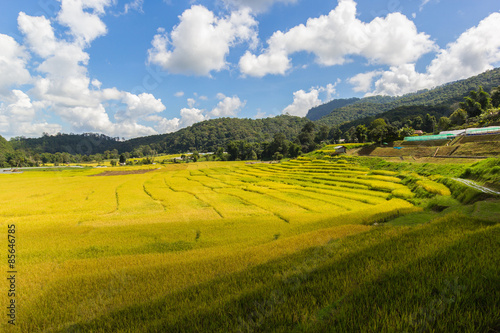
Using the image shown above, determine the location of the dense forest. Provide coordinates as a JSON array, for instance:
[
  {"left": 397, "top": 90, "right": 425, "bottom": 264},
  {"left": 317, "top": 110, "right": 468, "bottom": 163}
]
[
  {"left": 316, "top": 68, "right": 500, "bottom": 126},
  {"left": 338, "top": 105, "right": 451, "bottom": 133},
  {"left": 120, "top": 115, "right": 310, "bottom": 153},
  {"left": 10, "top": 116, "right": 308, "bottom": 155}
]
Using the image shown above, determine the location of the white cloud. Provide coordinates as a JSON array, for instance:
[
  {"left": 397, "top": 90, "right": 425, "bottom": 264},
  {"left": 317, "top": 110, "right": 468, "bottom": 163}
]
[
  {"left": 8, "top": 10, "right": 167, "bottom": 139},
  {"left": 0, "top": 90, "right": 62, "bottom": 138},
  {"left": 210, "top": 94, "right": 246, "bottom": 117},
  {"left": 179, "top": 107, "right": 209, "bottom": 127},
  {"left": 222, "top": 0, "right": 297, "bottom": 13},
  {"left": 148, "top": 115, "right": 180, "bottom": 133},
  {"left": 426, "top": 12, "right": 500, "bottom": 84},
  {"left": 187, "top": 98, "right": 196, "bottom": 108},
  {"left": 348, "top": 71, "right": 383, "bottom": 93},
  {"left": 91, "top": 79, "right": 102, "bottom": 89},
  {"left": 57, "top": 0, "right": 113, "bottom": 45},
  {"left": 239, "top": 49, "right": 290, "bottom": 77},
  {"left": 254, "top": 109, "right": 273, "bottom": 119},
  {"left": 174, "top": 91, "right": 184, "bottom": 97},
  {"left": 282, "top": 83, "right": 340, "bottom": 117},
  {"left": 324, "top": 81, "right": 339, "bottom": 101},
  {"left": 282, "top": 88, "right": 322, "bottom": 117},
  {"left": 0, "top": 34, "right": 31, "bottom": 94},
  {"left": 148, "top": 5, "right": 258, "bottom": 76},
  {"left": 240, "top": 0, "right": 436, "bottom": 77},
  {"left": 17, "top": 13, "right": 58, "bottom": 58},
  {"left": 350, "top": 12, "right": 500, "bottom": 96},
  {"left": 123, "top": 0, "right": 144, "bottom": 14},
  {"left": 116, "top": 92, "right": 166, "bottom": 121}
]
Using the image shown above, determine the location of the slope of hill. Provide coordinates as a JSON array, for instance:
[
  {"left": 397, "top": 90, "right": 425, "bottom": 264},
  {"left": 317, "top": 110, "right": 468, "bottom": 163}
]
[
  {"left": 120, "top": 115, "right": 310, "bottom": 153},
  {"left": 337, "top": 105, "right": 451, "bottom": 132},
  {"left": 316, "top": 68, "right": 500, "bottom": 126},
  {"left": 13, "top": 115, "right": 310, "bottom": 155},
  {"left": 0, "top": 135, "right": 14, "bottom": 166},
  {"left": 306, "top": 97, "right": 360, "bottom": 121},
  {"left": 10, "top": 133, "right": 121, "bottom": 155}
]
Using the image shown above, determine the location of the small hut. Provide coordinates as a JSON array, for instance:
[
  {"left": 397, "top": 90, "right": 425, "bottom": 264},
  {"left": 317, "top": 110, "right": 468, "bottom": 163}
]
[{"left": 334, "top": 145, "right": 347, "bottom": 154}]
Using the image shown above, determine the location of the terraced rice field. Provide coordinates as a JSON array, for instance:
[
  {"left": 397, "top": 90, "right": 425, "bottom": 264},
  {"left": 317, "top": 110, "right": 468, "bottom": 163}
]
[{"left": 1, "top": 158, "right": 421, "bottom": 331}]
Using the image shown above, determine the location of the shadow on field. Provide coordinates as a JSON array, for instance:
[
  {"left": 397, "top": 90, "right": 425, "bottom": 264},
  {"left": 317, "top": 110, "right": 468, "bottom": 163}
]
[
  {"left": 58, "top": 215, "right": 499, "bottom": 333},
  {"left": 356, "top": 145, "right": 377, "bottom": 156}
]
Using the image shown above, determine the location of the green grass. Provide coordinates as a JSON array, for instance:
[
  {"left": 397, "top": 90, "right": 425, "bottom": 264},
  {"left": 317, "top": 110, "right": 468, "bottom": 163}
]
[
  {"left": 385, "top": 211, "right": 437, "bottom": 226},
  {"left": 461, "top": 158, "right": 500, "bottom": 188}
]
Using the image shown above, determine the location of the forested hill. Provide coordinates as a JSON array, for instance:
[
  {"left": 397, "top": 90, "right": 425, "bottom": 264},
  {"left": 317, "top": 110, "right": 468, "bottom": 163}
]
[
  {"left": 11, "top": 115, "right": 309, "bottom": 155},
  {"left": 119, "top": 115, "right": 309, "bottom": 153},
  {"left": 315, "top": 67, "right": 500, "bottom": 126},
  {"left": 305, "top": 97, "right": 360, "bottom": 121},
  {"left": 0, "top": 135, "right": 14, "bottom": 166}
]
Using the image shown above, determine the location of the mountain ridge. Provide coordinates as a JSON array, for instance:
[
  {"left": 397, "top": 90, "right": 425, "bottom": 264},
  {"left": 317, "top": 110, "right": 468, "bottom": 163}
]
[{"left": 315, "top": 67, "right": 500, "bottom": 126}]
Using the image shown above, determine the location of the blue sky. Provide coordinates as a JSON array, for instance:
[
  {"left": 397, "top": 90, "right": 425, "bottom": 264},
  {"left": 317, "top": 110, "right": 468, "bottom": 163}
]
[{"left": 0, "top": 0, "right": 499, "bottom": 139}]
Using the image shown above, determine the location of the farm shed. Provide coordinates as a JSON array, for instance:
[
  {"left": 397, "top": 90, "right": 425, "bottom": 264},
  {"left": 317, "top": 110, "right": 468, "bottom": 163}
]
[{"left": 334, "top": 146, "right": 347, "bottom": 154}]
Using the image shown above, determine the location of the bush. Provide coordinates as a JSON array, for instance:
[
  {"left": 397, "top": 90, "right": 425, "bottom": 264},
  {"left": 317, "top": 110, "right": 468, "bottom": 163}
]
[
  {"left": 425, "top": 195, "right": 460, "bottom": 212},
  {"left": 436, "top": 177, "right": 490, "bottom": 204}
]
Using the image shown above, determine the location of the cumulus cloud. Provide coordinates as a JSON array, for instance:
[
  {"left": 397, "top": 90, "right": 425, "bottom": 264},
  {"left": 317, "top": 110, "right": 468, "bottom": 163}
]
[
  {"left": 348, "top": 71, "right": 383, "bottom": 93},
  {"left": 116, "top": 92, "right": 166, "bottom": 121},
  {"left": 240, "top": 0, "right": 436, "bottom": 77},
  {"left": 148, "top": 5, "right": 258, "bottom": 76},
  {"left": 210, "top": 93, "right": 246, "bottom": 117},
  {"left": 281, "top": 83, "right": 338, "bottom": 117},
  {"left": 350, "top": 12, "right": 500, "bottom": 96},
  {"left": 57, "top": 0, "right": 113, "bottom": 45},
  {"left": 179, "top": 107, "right": 210, "bottom": 127},
  {"left": 3, "top": 9, "right": 167, "bottom": 139},
  {"left": 426, "top": 12, "right": 500, "bottom": 84},
  {"left": 148, "top": 115, "right": 180, "bottom": 134},
  {"left": 0, "top": 34, "right": 31, "bottom": 94},
  {"left": 144, "top": 93, "right": 245, "bottom": 134},
  {"left": 282, "top": 89, "right": 322, "bottom": 117},
  {"left": 0, "top": 90, "right": 62, "bottom": 138}
]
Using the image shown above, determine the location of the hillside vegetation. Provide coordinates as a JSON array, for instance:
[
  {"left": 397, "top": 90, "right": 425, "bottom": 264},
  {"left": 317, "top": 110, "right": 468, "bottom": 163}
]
[
  {"left": 317, "top": 67, "right": 500, "bottom": 126},
  {"left": 0, "top": 134, "right": 13, "bottom": 166},
  {"left": 11, "top": 115, "right": 309, "bottom": 156},
  {"left": 305, "top": 97, "right": 360, "bottom": 121}
]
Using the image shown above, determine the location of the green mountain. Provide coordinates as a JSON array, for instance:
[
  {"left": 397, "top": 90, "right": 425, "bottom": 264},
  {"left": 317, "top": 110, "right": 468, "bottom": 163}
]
[
  {"left": 120, "top": 115, "right": 309, "bottom": 153},
  {"left": 338, "top": 105, "right": 451, "bottom": 133},
  {"left": 316, "top": 67, "right": 500, "bottom": 126},
  {"left": 306, "top": 97, "right": 360, "bottom": 121},
  {"left": 13, "top": 115, "right": 310, "bottom": 155},
  {"left": 0, "top": 135, "right": 14, "bottom": 167}
]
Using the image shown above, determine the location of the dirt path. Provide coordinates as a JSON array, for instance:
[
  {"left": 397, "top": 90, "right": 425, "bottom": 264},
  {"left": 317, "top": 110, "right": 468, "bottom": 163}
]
[{"left": 452, "top": 178, "right": 500, "bottom": 195}]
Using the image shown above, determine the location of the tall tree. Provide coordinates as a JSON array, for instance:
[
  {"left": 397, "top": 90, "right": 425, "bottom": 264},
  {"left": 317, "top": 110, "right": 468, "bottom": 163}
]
[
  {"left": 491, "top": 86, "right": 500, "bottom": 108},
  {"left": 460, "top": 86, "right": 492, "bottom": 118},
  {"left": 355, "top": 125, "right": 368, "bottom": 143}
]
